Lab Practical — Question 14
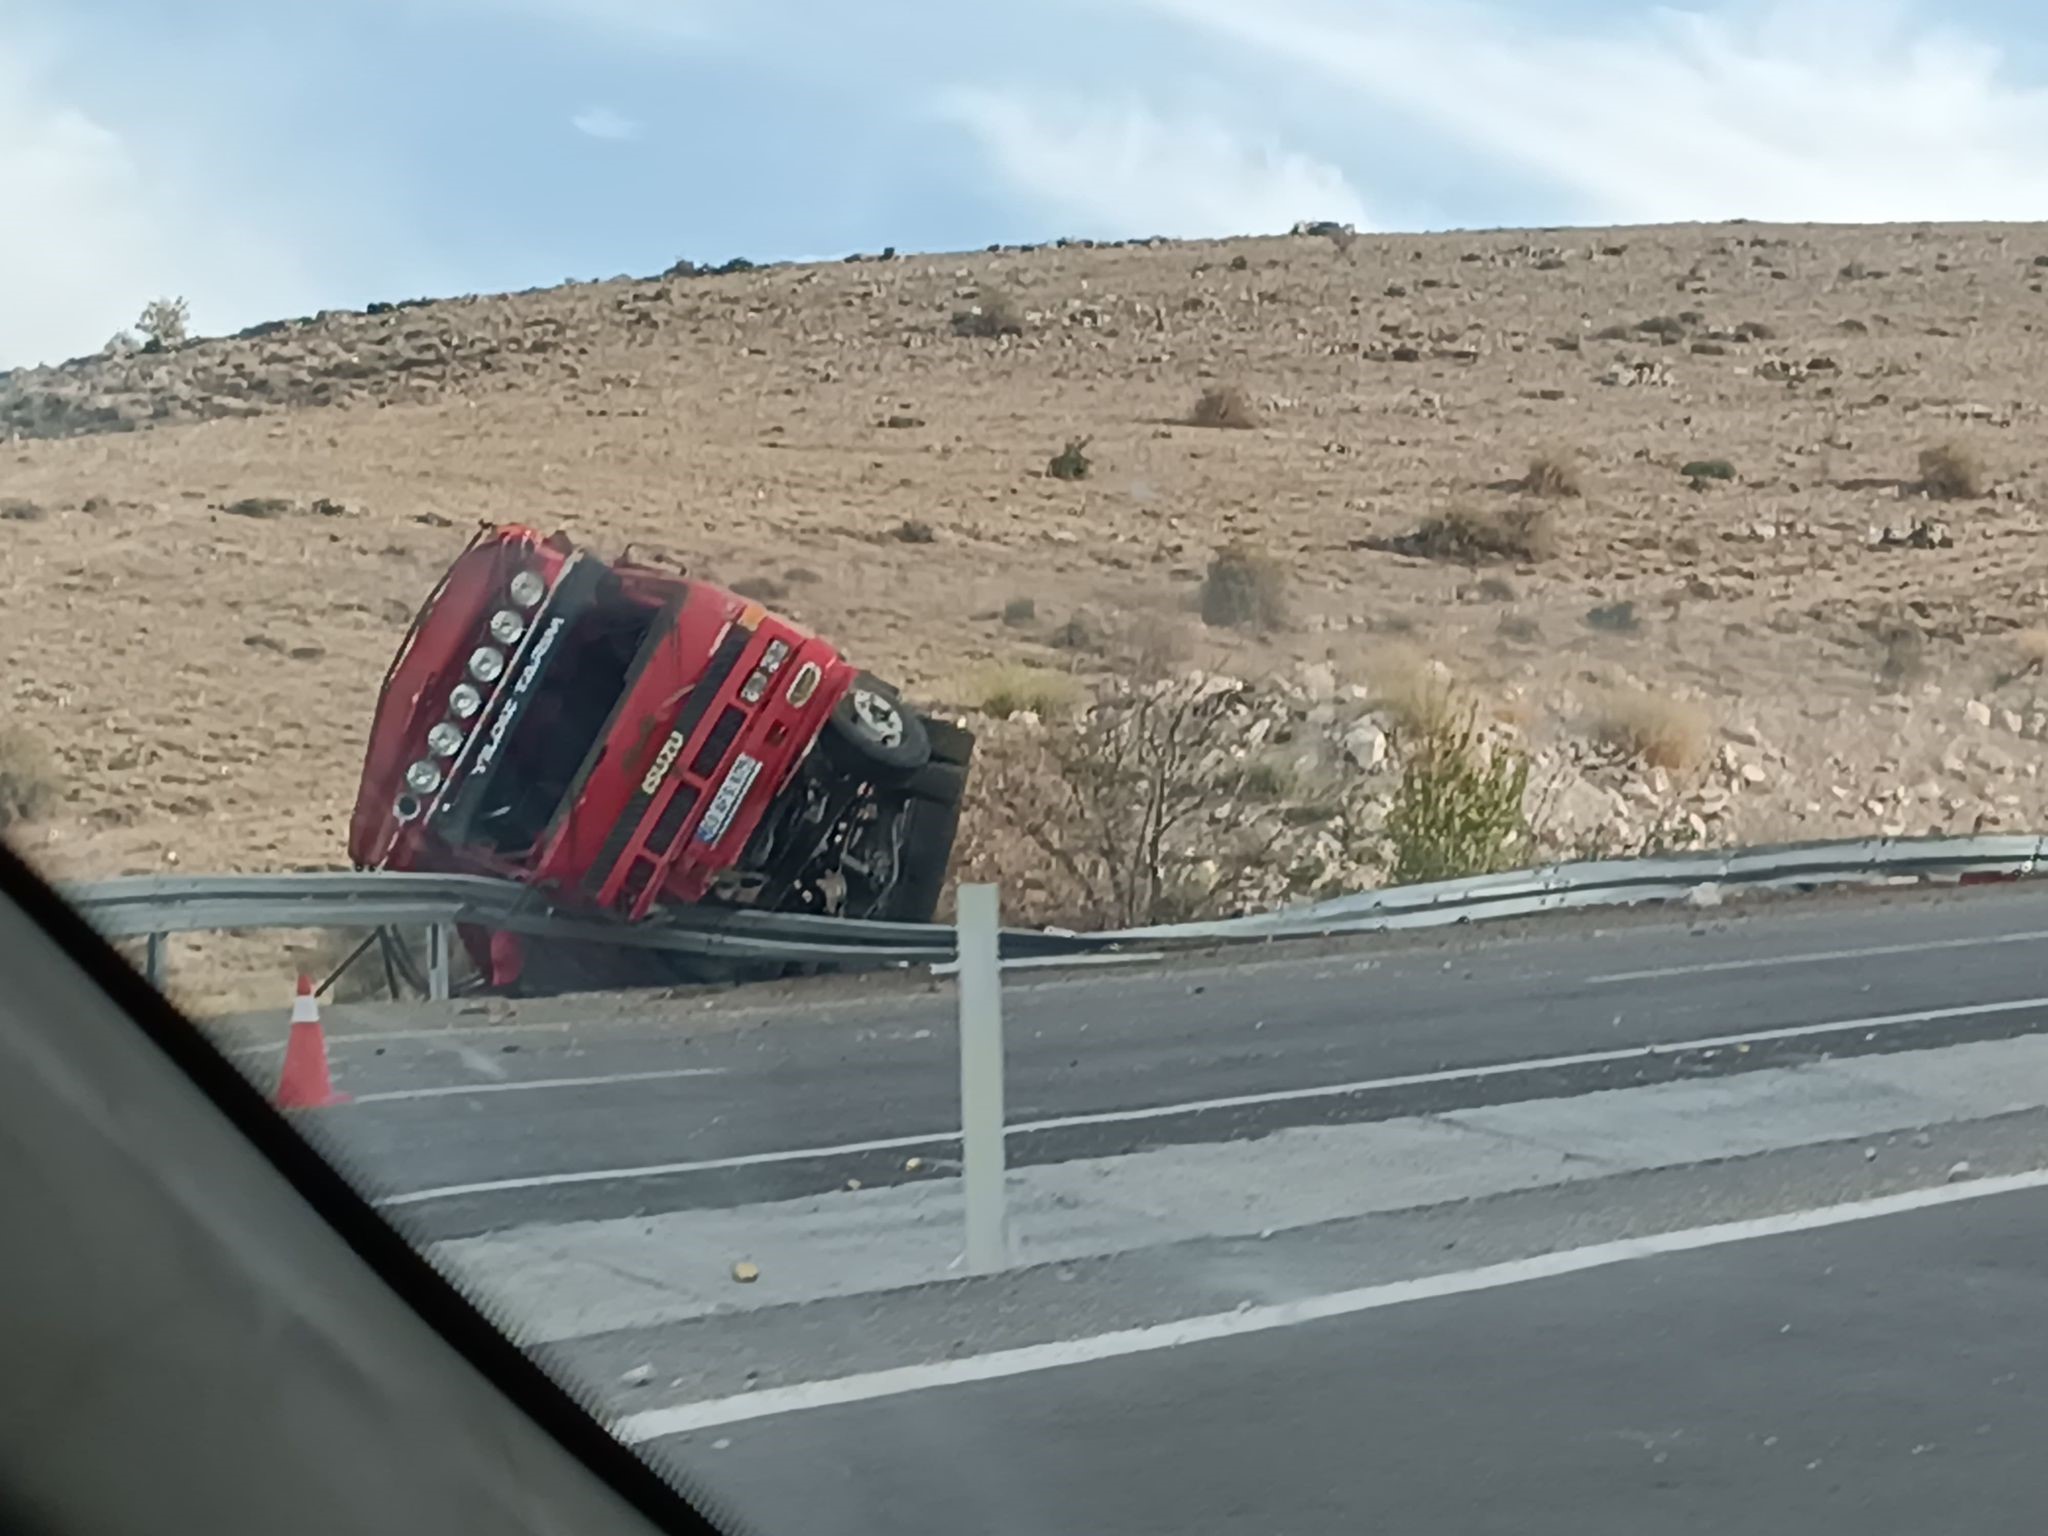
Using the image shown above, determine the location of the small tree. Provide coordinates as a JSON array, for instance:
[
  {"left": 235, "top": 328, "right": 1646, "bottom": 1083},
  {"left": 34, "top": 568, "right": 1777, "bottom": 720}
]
[{"left": 136, "top": 297, "right": 190, "bottom": 350}]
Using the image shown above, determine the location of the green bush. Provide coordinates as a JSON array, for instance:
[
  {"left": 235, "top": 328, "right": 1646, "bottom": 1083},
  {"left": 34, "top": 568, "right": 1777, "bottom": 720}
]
[
  {"left": 1048, "top": 437, "right": 1093, "bottom": 481},
  {"left": 1381, "top": 709, "right": 1534, "bottom": 886},
  {"left": 1680, "top": 459, "right": 1737, "bottom": 481}
]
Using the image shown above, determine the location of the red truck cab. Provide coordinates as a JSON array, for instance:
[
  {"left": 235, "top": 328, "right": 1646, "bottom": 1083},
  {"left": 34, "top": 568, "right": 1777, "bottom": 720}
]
[{"left": 349, "top": 525, "right": 970, "bottom": 988}]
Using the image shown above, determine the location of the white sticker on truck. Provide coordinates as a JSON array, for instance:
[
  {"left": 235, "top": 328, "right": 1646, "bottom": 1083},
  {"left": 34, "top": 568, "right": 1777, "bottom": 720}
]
[{"left": 695, "top": 753, "right": 763, "bottom": 846}]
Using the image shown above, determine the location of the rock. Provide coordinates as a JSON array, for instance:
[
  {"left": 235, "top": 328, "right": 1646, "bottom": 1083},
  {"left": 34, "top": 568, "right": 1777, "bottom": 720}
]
[
  {"left": 620, "top": 1364, "right": 654, "bottom": 1387},
  {"left": 731, "top": 1261, "right": 760, "bottom": 1283},
  {"left": 1946, "top": 1161, "right": 1972, "bottom": 1182},
  {"left": 1739, "top": 762, "right": 1767, "bottom": 786},
  {"left": 904, "top": 1156, "right": 925, "bottom": 1172},
  {"left": 1296, "top": 661, "right": 1338, "bottom": 699},
  {"left": 1965, "top": 699, "right": 1993, "bottom": 728},
  {"left": 2000, "top": 709, "right": 2024, "bottom": 735},
  {"left": 1342, "top": 720, "right": 1388, "bottom": 770},
  {"left": 1723, "top": 721, "right": 1764, "bottom": 748},
  {"left": 1684, "top": 883, "right": 1723, "bottom": 908}
]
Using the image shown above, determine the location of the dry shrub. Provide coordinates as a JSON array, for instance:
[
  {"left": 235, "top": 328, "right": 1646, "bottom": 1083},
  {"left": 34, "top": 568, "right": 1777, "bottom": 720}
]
[
  {"left": 962, "top": 662, "right": 1085, "bottom": 721},
  {"left": 1048, "top": 437, "right": 1093, "bottom": 481},
  {"left": 1382, "top": 707, "right": 1536, "bottom": 886},
  {"left": 1522, "top": 451, "right": 1583, "bottom": 499},
  {"left": 1200, "top": 544, "right": 1289, "bottom": 630},
  {"left": 0, "top": 725, "right": 60, "bottom": 828},
  {"left": 1189, "top": 385, "right": 1259, "bottom": 430},
  {"left": 951, "top": 288, "right": 1026, "bottom": 338},
  {"left": 1592, "top": 688, "right": 1711, "bottom": 770},
  {"left": 1395, "top": 503, "right": 1558, "bottom": 564},
  {"left": 2013, "top": 628, "right": 2048, "bottom": 675},
  {"left": 137, "top": 295, "right": 189, "bottom": 349},
  {"left": 953, "top": 677, "right": 1304, "bottom": 928},
  {"left": 1363, "top": 644, "right": 1460, "bottom": 735},
  {"left": 1918, "top": 441, "right": 1983, "bottom": 500}
]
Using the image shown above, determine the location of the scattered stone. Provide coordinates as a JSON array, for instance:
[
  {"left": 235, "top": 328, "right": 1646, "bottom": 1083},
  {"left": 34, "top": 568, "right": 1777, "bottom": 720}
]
[
  {"left": 1342, "top": 720, "right": 1389, "bottom": 771},
  {"left": 1965, "top": 699, "right": 1993, "bottom": 728},
  {"left": 731, "top": 1261, "right": 760, "bottom": 1283},
  {"left": 1684, "top": 883, "right": 1724, "bottom": 909},
  {"left": 1946, "top": 1161, "right": 1973, "bottom": 1182},
  {"left": 620, "top": 1364, "right": 654, "bottom": 1387},
  {"left": 1872, "top": 519, "right": 1953, "bottom": 549},
  {"left": 904, "top": 1156, "right": 925, "bottom": 1172}
]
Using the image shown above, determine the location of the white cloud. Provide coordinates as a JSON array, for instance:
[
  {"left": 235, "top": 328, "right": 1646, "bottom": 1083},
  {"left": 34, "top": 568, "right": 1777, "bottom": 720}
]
[
  {"left": 0, "top": 33, "right": 328, "bottom": 368},
  {"left": 571, "top": 105, "right": 638, "bottom": 140},
  {"left": 1134, "top": 0, "right": 2048, "bottom": 224},
  {"left": 937, "top": 89, "right": 1370, "bottom": 239}
]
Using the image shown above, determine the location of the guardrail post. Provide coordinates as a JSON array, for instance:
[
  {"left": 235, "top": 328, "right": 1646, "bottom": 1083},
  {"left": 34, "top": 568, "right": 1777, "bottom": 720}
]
[
  {"left": 956, "top": 884, "right": 1009, "bottom": 1274},
  {"left": 427, "top": 923, "right": 452, "bottom": 1002},
  {"left": 144, "top": 933, "right": 166, "bottom": 991}
]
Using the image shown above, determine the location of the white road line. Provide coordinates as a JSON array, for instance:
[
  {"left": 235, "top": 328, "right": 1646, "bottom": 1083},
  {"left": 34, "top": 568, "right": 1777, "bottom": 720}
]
[
  {"left": 377, "top": 1130, "right": 946, "bottom": 1206},
  {"left": 1588, "top": 929, "right": 2048, "bottom": 985},
  {"left": 375, "top": 993, "right": 2048, "bottom": 1208},
  {"left": 349, "top": 1067, "right": 725, "bottom": 1105},
  {"left": 611, "top": 1166, "right": 2048, "bottom": 1441}
]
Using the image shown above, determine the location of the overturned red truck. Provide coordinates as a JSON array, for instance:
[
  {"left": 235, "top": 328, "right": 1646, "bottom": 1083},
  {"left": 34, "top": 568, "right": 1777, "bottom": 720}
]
[{"left": 347, "top": 524, "right": 971, "bottom": 989}]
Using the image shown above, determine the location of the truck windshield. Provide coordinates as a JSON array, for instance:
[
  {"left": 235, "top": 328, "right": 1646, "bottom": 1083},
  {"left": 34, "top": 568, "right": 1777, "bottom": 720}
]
[{"left": 464, "top": 588, "right": 663, "bottom": 858}]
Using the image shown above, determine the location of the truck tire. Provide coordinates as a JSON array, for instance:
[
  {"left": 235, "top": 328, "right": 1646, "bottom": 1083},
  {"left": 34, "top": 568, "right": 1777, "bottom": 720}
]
[
  {"left": 883, "top": 762, "right": 968, "bottom": 924},
  {"left": 923, "top": 715, "right": 975, "bottom": 768},
  {"left": 822, "top": 674, "right": 930, "bottom": 777}
]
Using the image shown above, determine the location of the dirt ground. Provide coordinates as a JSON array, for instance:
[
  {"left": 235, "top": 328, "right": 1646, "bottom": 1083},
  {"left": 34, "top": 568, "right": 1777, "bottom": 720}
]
[{"left": 7, "top": 220, "right": 2048, "bottom": 1007}]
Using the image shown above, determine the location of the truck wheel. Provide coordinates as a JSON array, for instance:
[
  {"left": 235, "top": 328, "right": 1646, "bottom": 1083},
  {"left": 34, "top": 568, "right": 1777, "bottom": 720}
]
[
  {"left": 923, "top": 715, "right": 975, "bottom": 768},
  {"left": 884, "top": 777, "right": 965, "bottom": 924},
  {"left": 824, "top": 674, "right": 930, "bottom": 776}
]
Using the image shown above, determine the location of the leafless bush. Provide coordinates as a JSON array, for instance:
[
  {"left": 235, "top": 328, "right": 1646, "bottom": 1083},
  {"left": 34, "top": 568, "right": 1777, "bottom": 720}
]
[
  {"left": 1917, "top": 440, "right": 1983, "bottom": 500},
  {"left": 1189, "top": 385, "right": 1259, "bottom": 430},
  {"left": 137, "top": 296, "right": 190, "bottom": 349},
  {"left": 0, "top": 725, "right": 61, "bottom": 829},
  {"left": 2013, "top": 628, "right": 2048, "bottom": 675},
  {"left": 1521, "top": 451, "right": 1583, "bottom": 499},
  {"left": 1591, "top": 688, "right": 1711, "bottom": 770},
  {"left": 1200, "top": 544, "right": 1289, "bottom": 630},
  {"left": 1388, "top": 504, "right": 1559, "bottom": 564},
  {"left": 951, "top": 288, "right": 1026, "bottom": 338},
  {"left": 954, "top": 677, "right": 1307, "bottom": 928}
]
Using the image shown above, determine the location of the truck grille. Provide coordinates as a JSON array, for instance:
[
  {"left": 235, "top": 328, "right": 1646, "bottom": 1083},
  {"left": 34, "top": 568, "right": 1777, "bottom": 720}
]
[
  {"left": 582, "top": 620, "right": 755, "bottom": 902},
  {"left": 691, "top": 706, "right": 746, "bottom": 776}
]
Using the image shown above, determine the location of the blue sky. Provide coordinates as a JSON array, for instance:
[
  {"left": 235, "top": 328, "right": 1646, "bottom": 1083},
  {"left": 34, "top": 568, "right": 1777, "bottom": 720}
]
[{"left": 5, "top": 0, "right": 2048, "bottom": 367}]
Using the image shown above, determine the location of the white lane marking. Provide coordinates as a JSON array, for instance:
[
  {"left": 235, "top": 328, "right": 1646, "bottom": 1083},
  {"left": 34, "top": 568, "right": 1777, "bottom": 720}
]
[
  {"left": 1588, "top": 928, "right": 2048, "bottom": 985},
  {"left": 377, "top": 1130, "right": 944, "bottom": 1206},
  {"left": 350, "top": 1067, "right": 725, "bottom": 1105},
  {"left": 375, "top": 993, "right": 2048, "bottom": 1207},
  {"left": 612, "top": 1166, "right": 2048, "bottom": 1441}
]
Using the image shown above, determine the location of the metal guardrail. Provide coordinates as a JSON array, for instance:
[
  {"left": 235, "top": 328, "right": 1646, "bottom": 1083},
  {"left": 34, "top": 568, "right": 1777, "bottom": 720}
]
[{"left": 64, "top": 833, "right": 2048, "bottom": 1000}]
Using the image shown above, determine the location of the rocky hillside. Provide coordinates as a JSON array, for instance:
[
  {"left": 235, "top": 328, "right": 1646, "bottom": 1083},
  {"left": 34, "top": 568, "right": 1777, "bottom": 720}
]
[{"left": 6, "top": 218, "right": 2048, "bottom": 1000}]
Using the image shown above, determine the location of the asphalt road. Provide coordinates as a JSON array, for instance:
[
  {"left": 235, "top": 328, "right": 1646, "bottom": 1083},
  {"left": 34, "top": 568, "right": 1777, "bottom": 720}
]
[
  {"left": 656, "top": 1181, "right": 2048, "bottom": 1536},
  {"left": 288, "top": 884, "right": 2048, "bottom": 1237}
]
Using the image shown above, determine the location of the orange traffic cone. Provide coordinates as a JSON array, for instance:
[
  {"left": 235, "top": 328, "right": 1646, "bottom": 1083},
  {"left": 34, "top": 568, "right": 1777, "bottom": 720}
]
[{"left": 275, "top": 973, "right": 350, "bottom": 1109}]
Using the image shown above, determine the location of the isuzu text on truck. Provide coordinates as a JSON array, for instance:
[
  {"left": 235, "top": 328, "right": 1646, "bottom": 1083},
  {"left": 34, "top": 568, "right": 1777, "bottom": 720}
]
[{"left": 347, "top": 524, "right": 971, "bottom": 989}]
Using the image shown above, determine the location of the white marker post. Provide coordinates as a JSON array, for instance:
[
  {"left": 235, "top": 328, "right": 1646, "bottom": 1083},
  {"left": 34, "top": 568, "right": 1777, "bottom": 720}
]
[
  {"left": 426, "top": 923, "right": 452, "bottom": 1003},
  {"left": 955, "top": 883, "right": 1010, "bottom": 1274}
]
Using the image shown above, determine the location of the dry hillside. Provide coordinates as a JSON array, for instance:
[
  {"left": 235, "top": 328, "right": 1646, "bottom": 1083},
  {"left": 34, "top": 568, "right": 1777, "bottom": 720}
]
[{"left": 6, "top": 220, "right": 2048, "bottom": 999}]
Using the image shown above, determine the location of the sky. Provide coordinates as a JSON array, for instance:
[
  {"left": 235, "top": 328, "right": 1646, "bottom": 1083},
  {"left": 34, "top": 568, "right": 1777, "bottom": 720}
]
[{"left": 4, "top": 0, "right": 2048, "bottom": 368}]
